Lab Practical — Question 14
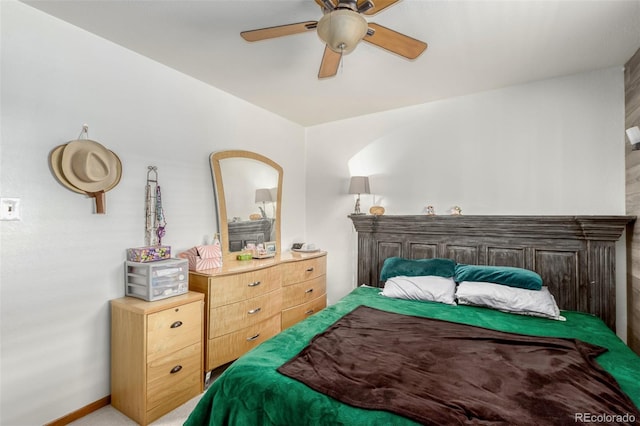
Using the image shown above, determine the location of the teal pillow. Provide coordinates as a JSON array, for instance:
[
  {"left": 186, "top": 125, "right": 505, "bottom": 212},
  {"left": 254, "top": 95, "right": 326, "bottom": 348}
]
[
  {"left": 454, "top": 264, "right": 543, "bottom": 290},
  {"left": 380, "top": 257, "right": 456, "bottom": 281}
]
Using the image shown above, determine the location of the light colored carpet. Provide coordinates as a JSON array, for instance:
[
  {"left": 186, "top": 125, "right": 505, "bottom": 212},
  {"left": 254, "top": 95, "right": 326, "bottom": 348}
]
[{"left": 68, "top": 393, "right": 203, "bottom": 426}]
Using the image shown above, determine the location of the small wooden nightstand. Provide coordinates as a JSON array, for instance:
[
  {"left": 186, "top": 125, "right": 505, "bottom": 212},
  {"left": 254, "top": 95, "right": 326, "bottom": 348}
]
[{"left": 111, "top": 291, "right": 204, "bottom": 426}]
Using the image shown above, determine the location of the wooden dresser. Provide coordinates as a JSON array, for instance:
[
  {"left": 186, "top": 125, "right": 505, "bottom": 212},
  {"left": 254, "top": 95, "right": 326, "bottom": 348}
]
[
  {"left": 189, "top": 251, "right": 327, "bottom": 373},
  {"left": 281, "top": 254, "right": 327, "bottom": 330},
  {"left": 111, "top": 291, "right": 204, "bottom": 426}
]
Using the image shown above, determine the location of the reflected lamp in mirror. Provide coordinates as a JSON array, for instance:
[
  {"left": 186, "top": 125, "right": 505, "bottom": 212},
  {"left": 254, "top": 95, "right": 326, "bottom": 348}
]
[
  {"left": 255, "top": 188, "right": 273, "bottom": 218},
  {"left": 349, "top": 176, "right": 370, "bottom": 215},
  {"left": 627, "top": 126, "right": 640, "bottom": 151}
]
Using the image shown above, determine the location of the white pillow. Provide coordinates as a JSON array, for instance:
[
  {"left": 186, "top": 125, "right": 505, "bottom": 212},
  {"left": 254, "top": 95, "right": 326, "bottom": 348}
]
[
  {"left": 380, "top": 275, "right": 457, "bottom": 305},
  {"left": 456, "top": 281, "right": 565, "bottom": 321}
]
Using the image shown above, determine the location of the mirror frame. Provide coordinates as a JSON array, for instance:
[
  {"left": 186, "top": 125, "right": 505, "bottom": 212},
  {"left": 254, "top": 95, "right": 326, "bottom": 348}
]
[{"left": 210, "top": 150, "right": 283, "bottom": 261}]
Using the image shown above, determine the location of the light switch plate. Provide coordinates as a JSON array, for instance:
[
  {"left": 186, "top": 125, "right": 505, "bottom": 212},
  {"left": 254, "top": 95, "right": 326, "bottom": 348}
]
[{"left": 0, "top": 198, "right": 21, "bottom": 221}]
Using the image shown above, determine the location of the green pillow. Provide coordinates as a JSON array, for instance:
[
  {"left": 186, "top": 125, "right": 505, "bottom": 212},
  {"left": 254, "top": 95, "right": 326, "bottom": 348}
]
[
  {"left": 380, "top": 257, "right": 456, "bottom": 281},
  {"left": 454, "top": 264, "right": 543, "bottom": 290}
]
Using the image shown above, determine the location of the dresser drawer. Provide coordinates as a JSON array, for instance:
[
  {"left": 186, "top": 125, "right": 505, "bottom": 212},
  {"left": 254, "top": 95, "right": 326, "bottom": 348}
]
[
  {"left": 208, "top": 266, "right": 281, "bottom": 308},
  {"left": 281, "top": 257, "right": 326, "bottom": 286},
  {"left": 208, "top": 289, "right": 282, "bottom": 338},
  {"left": 147, "top": 342, "right": 202, "bottom": 388},
  {"left": 147, "top": 300, "right": 202, "bottom": 361},
  {"left": 146, "top": 343, "right": 201, "bottom": 421},
  {"left": 282, "top": 276, "right": 326, "bottom": 310},
  {"left": 207, "top": 314, "right": 280, "bottom": 370},
  {"left": 282, "top": 295, "right": 327, "bottom": 330}
]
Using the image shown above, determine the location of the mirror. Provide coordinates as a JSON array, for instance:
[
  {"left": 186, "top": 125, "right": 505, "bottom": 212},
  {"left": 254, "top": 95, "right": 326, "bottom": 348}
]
[{"left": 210, "top": 150, "right": 283, "bottom": 259}]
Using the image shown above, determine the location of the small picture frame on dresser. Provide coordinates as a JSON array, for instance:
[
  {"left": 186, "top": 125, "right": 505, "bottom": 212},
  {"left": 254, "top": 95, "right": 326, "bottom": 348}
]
[{"left": 265, "top": 241, "right": 276, "bottom": 254}]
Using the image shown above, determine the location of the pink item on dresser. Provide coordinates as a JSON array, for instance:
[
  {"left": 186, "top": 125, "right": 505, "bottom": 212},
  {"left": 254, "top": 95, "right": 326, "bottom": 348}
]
[{"left": 178, "top": 243, "right": 222, "bottom": 271}]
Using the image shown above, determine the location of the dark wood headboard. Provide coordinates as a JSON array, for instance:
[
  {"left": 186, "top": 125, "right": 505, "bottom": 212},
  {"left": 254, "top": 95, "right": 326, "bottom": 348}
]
[{"left": 350, "top": 215, "right": 635, "bottom": 331}]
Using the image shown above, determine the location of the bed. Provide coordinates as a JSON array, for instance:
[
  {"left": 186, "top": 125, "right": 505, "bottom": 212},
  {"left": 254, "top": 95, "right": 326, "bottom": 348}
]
[{"left": 186, "top": 215, "right": 640, "bottom": 425}]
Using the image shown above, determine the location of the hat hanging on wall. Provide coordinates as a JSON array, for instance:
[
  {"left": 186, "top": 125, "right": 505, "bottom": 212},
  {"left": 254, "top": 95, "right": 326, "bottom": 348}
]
[{"left": 49, "top": 126, "right": 122, "bottom": 214}]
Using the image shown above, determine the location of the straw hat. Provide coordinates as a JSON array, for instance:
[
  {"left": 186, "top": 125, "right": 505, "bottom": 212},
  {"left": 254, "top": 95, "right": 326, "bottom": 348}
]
[{"left": 49, "top": 140, "right": 122, "bottom": 194}]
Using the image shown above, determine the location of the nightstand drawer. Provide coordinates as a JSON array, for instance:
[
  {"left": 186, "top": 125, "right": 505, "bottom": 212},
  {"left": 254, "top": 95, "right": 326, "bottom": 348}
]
[
  {"left": 208, "top": 266, "right": 281, "bottom": 308},
  {"left": 282, "top": 257, "right": 326, "bottom": 286},
  {"left": 147, "top": 300, "right": 202, "bottom": 361},
  {"left": 207, "top": 314, "right": 280, "bottom": 370},
  {"left": 282, "top": 276, "right": 326, "bottom": 309},
  {"left": 282, "top": 295, "right": 326, "bottom": 330},
  {"left": 209, "top": 289, "right": 282, "bottom": 338},
  {"left": 147, "top": 342, "right": 202, "bottom": 387},
  {"left": 146, "top": 343, "right": 201, "bottom": 419}
]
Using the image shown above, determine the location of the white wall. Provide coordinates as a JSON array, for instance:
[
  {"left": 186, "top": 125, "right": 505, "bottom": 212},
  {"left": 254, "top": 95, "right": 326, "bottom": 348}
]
[
  {"left": 305, "top": 67, "right": 627, "bottom": 332},
  {"left": 0, "top": 2, "right": 306, "bottom": 424}
]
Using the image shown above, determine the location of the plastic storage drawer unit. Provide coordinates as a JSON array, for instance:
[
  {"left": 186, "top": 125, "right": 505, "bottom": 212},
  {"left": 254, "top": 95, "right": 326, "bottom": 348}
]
[{"left": 125, "top": 258, "right": 189, "bottom": 301}]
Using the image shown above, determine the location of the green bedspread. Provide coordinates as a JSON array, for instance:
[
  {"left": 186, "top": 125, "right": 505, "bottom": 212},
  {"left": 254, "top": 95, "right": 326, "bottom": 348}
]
[{"left": 185, "top": 286, "right": 640, "bottom": 426}]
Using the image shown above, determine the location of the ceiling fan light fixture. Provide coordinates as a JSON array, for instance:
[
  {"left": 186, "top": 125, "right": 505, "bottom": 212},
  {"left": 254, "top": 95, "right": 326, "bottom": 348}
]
[{"left": 317, "top": 9, "right": 368, "bottom": 54}]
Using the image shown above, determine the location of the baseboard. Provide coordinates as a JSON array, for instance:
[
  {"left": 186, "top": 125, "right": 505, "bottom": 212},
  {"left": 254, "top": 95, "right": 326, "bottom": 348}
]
[{"left": 44, "top": 395, "right": 111, "bottom": 426}]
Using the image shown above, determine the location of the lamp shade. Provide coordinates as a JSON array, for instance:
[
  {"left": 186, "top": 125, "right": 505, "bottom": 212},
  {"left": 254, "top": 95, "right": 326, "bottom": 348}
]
[
  {"left": 349, "top": 176, "right": 370, "bottom": 194},
  {"left": 269, "top": 187, "right": 278, "bottom": 202},
  {"left": 317, "top": 9, "right": 368, "bottom": 54},
  {"left": 255, "top": 188, "right": 273, "bottom": 203}
]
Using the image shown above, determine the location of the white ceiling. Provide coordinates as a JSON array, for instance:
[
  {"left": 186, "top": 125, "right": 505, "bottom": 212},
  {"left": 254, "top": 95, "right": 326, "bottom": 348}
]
[{"left": 22, "top": 0, "right": 640, "bottom": 127}]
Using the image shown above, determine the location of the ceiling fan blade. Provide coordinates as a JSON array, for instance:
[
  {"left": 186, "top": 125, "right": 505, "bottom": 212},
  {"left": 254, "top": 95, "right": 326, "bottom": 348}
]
[
  {"left": 364, "top": 22, "right": 427, "bottom": 59},
  {"left": 318, "top": 45, "right": 342, "bottom": 79},
  {"left": 357, "top": 1, "right": 375, "bottom": 14},
  {"left": 361, "top": 0, "right": 400, "bottom": 15},
  {"left": 241, "top": 21, "right": 318, "bottom": 42},
  {"left": 314, "top": 0, "right": 336, "bottom": 11}
]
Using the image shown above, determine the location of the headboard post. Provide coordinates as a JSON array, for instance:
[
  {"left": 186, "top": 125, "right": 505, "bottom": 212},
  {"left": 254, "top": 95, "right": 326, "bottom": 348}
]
[{"left": 350, "top": 215, "right": 635, "bottom": 330}]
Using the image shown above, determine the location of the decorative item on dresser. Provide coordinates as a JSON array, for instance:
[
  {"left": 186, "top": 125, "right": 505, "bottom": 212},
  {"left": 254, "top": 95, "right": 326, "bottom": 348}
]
[
  {"left": 189, "top": 251, "right": 327, "bottom": 375},
  {"left": 110, "top": 291, "right": 204, "bottom": 426}
]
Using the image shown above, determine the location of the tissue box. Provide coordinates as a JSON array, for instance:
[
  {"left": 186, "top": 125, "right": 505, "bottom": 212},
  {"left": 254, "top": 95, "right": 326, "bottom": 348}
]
[
  {"left": 178, "top": 244, "right": 223, "bottom": 271},
  {"left": 126, "top": 245, "right": 171, "bottom": 263}
]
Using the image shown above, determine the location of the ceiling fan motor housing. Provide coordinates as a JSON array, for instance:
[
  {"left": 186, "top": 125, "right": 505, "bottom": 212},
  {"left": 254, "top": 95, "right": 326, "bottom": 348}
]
[{"left": 317, "top": 9, "right": 368, "bottom": 54}]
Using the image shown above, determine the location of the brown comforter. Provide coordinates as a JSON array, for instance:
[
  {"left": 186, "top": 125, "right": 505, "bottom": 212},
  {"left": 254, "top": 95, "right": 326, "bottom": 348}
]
[{"left": 278, "top": 306, "right": 640, "bottom": 425}]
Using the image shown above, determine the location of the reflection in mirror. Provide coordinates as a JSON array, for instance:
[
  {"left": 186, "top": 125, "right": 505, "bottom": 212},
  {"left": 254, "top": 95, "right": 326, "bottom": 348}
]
[{"left": 211, "top": 150, "right": 283, "bottom": 258}]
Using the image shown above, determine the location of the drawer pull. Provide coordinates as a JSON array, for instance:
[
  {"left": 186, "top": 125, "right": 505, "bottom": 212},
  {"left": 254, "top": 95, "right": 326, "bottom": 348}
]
[
  {"left": 170, "top": 365, "right": 183, "bottom": 374},
  {"left": 305, "top": 288, "right": 314, "bottom": 294},
  {"left": 246, "top": 333, "right": 260, "bottom": 341},
  {"left": 306, "top": 267, "right": 314, "bottom": 272},
  {"left": 248, "top": 281, "right": 261, "bottom": 287},
  {"left": 170, "top": 321, "right": 183, "bottom": 329},
  {"left": 248, "top": 307, "right": 262, "bottom": 315},
  {"left": 305, "top": 309, "right": 315, "bottom": 315}
]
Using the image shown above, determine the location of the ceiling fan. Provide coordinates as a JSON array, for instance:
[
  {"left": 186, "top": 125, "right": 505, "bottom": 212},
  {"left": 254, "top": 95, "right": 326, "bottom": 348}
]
[{"left": 240, "top": 0, "right": 427, "bottom": 79}]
